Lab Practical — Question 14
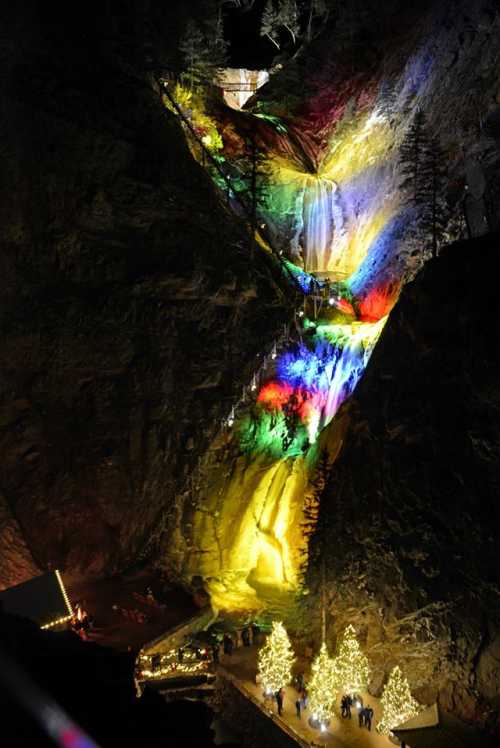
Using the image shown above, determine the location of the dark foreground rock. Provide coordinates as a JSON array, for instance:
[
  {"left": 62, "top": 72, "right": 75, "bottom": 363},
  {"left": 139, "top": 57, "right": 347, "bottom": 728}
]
[
  {"left": 306, "top": 233, "right": 500, "bottom": 736},
  {"left": 0, "top": 605, "right": 220, "bottom": 747},
  {"left": 0, "top": 3, "right": 287, "bottom": 588}
]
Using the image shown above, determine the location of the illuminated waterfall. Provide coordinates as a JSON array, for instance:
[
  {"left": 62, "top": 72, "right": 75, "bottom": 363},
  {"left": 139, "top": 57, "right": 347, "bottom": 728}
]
[
  {"left": 184, "top": 315, "right": 387, "bottom": 611},
  {"left": 291, "top": 176, "right": 348, "bottom": 274}
]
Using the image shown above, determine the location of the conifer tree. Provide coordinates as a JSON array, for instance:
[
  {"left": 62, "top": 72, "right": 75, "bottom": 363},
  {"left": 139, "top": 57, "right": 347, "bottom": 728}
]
[
  {"left": 258, "top": 621, "right": 295, "bottom": 693},
  {"left": 377, "top": 666, "right": 421, "bottom": 735},
  {"left": 416, "top": 139, "right": 447, "bottom": 258},
  {"left": 261, "top": 0, "right": 281, "bottom": 49},
  {"left": 179, "top": 20, "right": 210, "bottom": 90},
  {"left": 205, "top": 9, "right": 229, "bottom": 70},
  {"left": 398, "top": 110, "right": 447, "bottom": 258},
  {"left": 308, "top": 642, "right": 337, "bottom": 726},
  {"left": 280, "top": 0, "right": 299, "bottom": 45},
  {"left": 305, "top": 0, "right": 330, "bottom": 42},
  {"left": 260, "top": 0, "right": 299, "bottom": 49},
  {"left": 180, "top": 14, "right": 227, "bottom": 90},
  {"left": 332, "top": 624, "right": 371, "bottom": 694},
  {"left": 235, "top": 132, "right": 272, "bottom": 240},
  {"left": 398, "top": 108, "right": 429, "bottom": 202}
]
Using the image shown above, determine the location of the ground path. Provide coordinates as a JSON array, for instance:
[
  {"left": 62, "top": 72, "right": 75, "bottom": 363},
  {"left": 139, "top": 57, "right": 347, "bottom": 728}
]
[{"left": 219, "top": 643, "right": 392, "bottom": 748}]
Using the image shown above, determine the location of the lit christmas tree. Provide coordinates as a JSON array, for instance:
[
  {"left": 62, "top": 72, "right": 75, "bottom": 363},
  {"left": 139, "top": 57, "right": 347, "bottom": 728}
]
[
  {"left": 377, "top": 665, "right": 421, "bottom": 735},
  {"left": 332, "top": 624, "right": 371, "bottom": 694},
  {"left": 258, "top": 621, "right": 295, "bottom": 694},
  {"left": 308, "top": 642, "right": 337, "bottom": 727}
]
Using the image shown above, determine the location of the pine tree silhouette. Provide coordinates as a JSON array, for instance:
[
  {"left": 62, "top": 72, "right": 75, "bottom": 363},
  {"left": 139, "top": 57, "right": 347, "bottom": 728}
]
[
  {"left": 398, "top": 109, "right": 448, "bottom": 257},
  {"left": 180, "top": 15, "right": 227, "bottom": 90},
  {"left": 416, "top": 140, "right": 447, "bottom": 258},
  {"left": 399, "top": 108, "right": 429, "bottom": 202},
  {"left": 236, "top": 133, "right": 272, "bottom": 243}
]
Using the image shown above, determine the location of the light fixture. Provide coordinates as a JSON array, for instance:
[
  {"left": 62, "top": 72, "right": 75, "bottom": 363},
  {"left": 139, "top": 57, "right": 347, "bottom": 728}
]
[{"left": 328, "top": 297, "right": 335, "bottom": 306}]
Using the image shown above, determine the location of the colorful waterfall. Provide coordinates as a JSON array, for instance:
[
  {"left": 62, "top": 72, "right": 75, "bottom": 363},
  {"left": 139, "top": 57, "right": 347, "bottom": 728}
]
[
  {"left": 291, "top": 176, "right": 348, "bottom": 274},
  {"left": 182, "top": 312, "right": 386, "bottom": 611},
  {"left": 168, "top": 67, "right": 420, "bottom": 611}
]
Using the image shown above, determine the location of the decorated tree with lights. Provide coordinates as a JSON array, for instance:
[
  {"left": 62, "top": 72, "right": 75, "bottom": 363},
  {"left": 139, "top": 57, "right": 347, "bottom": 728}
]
[
  {"left": 332, "top": 624, "right": 370, "bottom": 694},
  {"left": 308, "top": 642, "right": 337, "bottom": 726},
  {"left": 258, "top": 621, "right": 295, "bottom": 694},
  {"left": 377, "top": 665, "right": 421, "bottom": 735}
]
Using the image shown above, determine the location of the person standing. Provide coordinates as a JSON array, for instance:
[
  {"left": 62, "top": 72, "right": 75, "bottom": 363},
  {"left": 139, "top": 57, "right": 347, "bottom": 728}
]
[
  {"left": 346, "top": 694, "right": 352, "bottom": 719},
  {"left": 365, "top": 706, "right": 374, "bottom": 731},
  {"left": 295, "top": 698, "right": 301, "bottom": 719},
  {"left": 358, "top": 706, "right": 366, "bottom": 728},
  {"left": 212, "top": 641, "right": 220, "bottom": 664},
  {"left": 223, "top": 633, "right": 232, "bottom": 655},
  {"left": 300, "top": 687, "right": 308, "bottom": 710},
  {"left": 276, "top": 688, "right": 284, "bottom": 716}
]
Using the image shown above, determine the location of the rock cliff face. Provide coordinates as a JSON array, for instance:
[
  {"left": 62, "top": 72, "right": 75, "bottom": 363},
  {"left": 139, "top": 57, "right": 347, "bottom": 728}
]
[
  {"left": 0, "top": 4, "right": 287, "bottom": 588},
  {"left": 307, "top": 233, "right": 500, "bottom": 734}
]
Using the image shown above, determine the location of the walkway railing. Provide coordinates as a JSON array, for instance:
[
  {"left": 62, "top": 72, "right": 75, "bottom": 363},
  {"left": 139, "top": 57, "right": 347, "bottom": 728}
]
[{"left": 218, "top": 665, "right": 310, "bottom": 748}]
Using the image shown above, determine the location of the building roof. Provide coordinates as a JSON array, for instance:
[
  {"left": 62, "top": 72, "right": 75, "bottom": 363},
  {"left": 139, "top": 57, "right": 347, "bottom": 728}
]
[
  {"left": 393, "top": 706, "right": 498, "bottom": 748},
  {"left": 0, "top": 571, "right": 73, "bottom": 629}
]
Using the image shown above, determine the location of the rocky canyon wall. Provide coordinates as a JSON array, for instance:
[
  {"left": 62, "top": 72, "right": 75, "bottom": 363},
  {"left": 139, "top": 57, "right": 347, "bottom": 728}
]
[
  {"left": 305, "top": 233, "right": 500, "bottom": 735},
  {"left": 0, "top": 3, "right": 288, "bottom": 588}
]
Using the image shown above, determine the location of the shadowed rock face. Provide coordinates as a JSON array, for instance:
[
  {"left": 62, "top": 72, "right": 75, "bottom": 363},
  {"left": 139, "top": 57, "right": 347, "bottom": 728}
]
[
  {"left": 308, "top": 234, "right": 500, "bottom": 735},
  {"left": 0, "top": 4, "right": 287, "bottom": 587}
]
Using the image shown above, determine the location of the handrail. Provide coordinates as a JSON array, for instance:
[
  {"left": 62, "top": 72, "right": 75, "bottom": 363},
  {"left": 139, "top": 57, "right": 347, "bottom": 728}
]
[{"left": 218, "top": 665, "right": 310, "bottom": 748}]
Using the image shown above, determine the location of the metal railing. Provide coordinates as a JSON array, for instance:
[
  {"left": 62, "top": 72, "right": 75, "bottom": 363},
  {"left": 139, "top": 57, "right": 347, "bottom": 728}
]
[{"left": 218, "top": 665, "right": 311, "bottom": 748}]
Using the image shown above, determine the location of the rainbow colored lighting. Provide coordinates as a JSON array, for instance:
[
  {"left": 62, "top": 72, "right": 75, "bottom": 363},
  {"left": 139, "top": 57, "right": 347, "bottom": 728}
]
[{"left": 241, "top": 316, "right": 386, "bottom": 455}]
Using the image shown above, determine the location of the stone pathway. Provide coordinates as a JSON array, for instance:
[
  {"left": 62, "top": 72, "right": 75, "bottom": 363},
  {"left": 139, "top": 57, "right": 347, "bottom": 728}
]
[{"left": 219, "top": 644, "right": 392, "bottom": 748}]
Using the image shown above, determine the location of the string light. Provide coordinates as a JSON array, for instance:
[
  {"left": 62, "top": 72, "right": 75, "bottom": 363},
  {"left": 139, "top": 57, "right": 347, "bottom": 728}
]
[
  {"left": 377, "top": 666, "right": 421, "bottom": 736},
  {"left": 41, "top": 614, "right": 73, "bottom": 630},
  {"left": 40, "top": 570, "right": 74, "bottom": 629},
  {"left": 332, "top": 624, "right": 371, "bottom": 695},
  {"left": 308, "top": 642, "right": 337, "bottom": 727},
  {"left": 258, "top": 621, "right": 295, "bottom": 694},
  {"left": 136, "top": 647, "right": 210, "bottom": 682},
  {"left": 55, "top": 569, "right": 73, "bottom": 617}
]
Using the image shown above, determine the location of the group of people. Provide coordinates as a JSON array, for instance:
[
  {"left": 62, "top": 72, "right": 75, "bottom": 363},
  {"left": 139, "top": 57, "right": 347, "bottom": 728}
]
[
  {"left": 70, "top": 602, "right": 94, "bottom": 640},
  {"left": 220, "top": 625, "right": 255, "bottom": 657},
  {"left": 340, "top": 694, "right": 373, "bottom": 730},
  {"left": 358, "top": 704, "right": 374, "bottom": 731}
]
